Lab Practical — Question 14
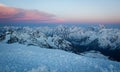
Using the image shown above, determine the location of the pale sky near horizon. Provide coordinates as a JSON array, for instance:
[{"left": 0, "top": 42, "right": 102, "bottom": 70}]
[{"left": 0, "top": 0, "right": 120, "bottom": 23}]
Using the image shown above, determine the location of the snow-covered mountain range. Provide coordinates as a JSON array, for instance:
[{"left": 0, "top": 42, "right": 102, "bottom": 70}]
[{"left": 0, "top": 25, "right": 120, "bottom": 61}]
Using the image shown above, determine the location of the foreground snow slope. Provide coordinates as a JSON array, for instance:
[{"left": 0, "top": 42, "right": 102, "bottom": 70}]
[{"left": 0, "top": 43, "right": 120, "bottom": 72}]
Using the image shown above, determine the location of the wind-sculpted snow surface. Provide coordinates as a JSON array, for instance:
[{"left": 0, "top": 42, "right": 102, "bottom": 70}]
[
  {"left": 0, "top": 25, "right": 120, "bottom": 61},
  {"left": 0, "top": 43, "right": 120, "bottom": 72}
]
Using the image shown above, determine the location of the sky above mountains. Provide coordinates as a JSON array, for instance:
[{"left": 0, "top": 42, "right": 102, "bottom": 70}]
[{"left": 0, "top": 0, "right": 120, "bottom": 24}]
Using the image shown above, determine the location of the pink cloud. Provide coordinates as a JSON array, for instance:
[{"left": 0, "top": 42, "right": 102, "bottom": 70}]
[{"left": 0, "top": 4, "right": 59, "bottom": 23}]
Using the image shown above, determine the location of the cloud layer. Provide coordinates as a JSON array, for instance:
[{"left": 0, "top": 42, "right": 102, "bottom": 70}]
[{"left": 0, "top": 4, "right": 60, "bottom": 23}]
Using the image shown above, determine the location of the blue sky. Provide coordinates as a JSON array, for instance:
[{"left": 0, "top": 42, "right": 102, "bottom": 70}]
[{"left": 0, "top": 0, "right": 120, "bottom": 23}]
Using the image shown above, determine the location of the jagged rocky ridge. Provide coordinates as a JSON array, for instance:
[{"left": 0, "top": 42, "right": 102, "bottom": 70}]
[
  {"left": 0, "top": 25, "right": 120, "bottom": 61},
  {"left": 0, "top": 28, "right": 72, "bottom": 51}
]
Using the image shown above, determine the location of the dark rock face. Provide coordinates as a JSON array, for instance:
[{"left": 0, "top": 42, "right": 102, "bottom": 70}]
[
  {"left": 0, "top": 34, "right": 5, "bottom": 41},
  {"left": 7, "top": 36, "right": 19, "bottom": 44},
  {"left": 70, "top": 39, "right": 120, "bottom": 61}
]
